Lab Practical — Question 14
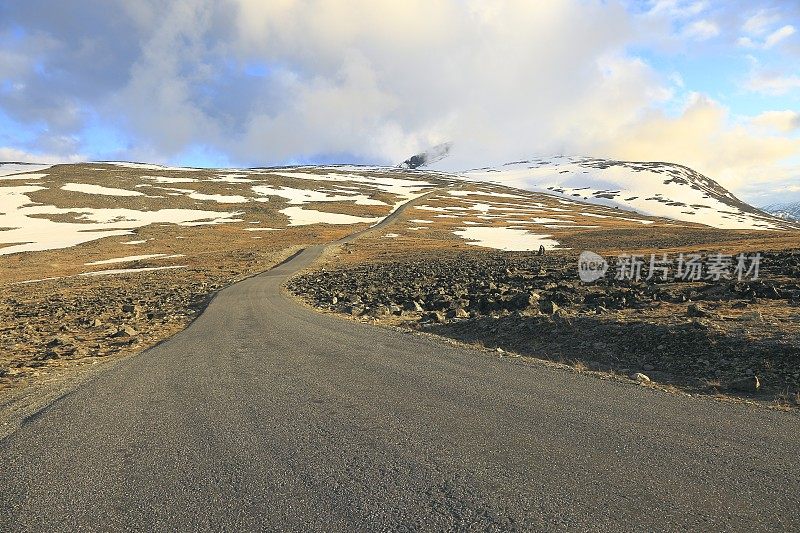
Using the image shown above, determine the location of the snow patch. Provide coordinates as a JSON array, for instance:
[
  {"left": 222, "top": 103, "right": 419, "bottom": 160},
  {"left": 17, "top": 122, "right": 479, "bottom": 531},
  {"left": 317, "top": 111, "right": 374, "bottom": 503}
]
[
  {"left": 188, "top": 192, "right": 249, "bottom": 203},
  {"left": 62, "top": 183, "right": 144, "bottom": 197},
  {"left": 0, "top": 164, "right": 53, "bottom": 177},
  {"left": 80, "top": 265, "right": 187, "bottom": 276},
  {"left": 212, "top": 174, "right": 255, "bottom": 183},
  {"left": 84, "top": 254, "right": 185, "bottom": 266},
  {"left": 14, "top": 276, "right": 61, "bottom": 284},
  {"left": 142, "top": 175, "right": 199, "bottom": 184},
  {"left": 104, "top": 162, "right": 199, "bottom": 171},
  {"left": 0, "top": 186, "right": 241, "bottom": 255},
  {"left": 449, "top": 190, "right": 526, "bottom": 199},
  {"left": 279, "top": 206, "right": 379, "bottom": 226},
  {"left": 270, "top": 170, "right": 432, "bottom": 199},
  {"left": 252, "top": 185, "right": 385, "bottom": 206},
  {"left": 453, "top": 226, "right": 563, "bottom": 251}
]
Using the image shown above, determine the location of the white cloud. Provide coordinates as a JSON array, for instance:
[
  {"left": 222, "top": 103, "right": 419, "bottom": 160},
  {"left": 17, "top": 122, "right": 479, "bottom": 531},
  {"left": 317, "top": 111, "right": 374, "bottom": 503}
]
[
  {"left": 647, "top": 0, "right": 708, "bottom": 18},
  {"left": 745, "top": 70, "right": 800, "bottom": 95},
  {"left": 750, "top": 110, "right": 800, "bottom": 133},
  {"left": 683, "top": 19, "right": 720, "bottom": 40},
  {"left": 743, "top": 10, "right": 781, "bottom": 36},
  {"left": 669, "top": 71, "right": 685, "bottom": 87},
  {"left": 738, "top": 8, "right": 797, "bottom": 50},
  {"left": 1, "top": 0, "right": 799, "bottom": 205},
  {"left": 596, "top": 93, "right": 800, "bottom": 195},
  {"left": 736, "top": 36, "right": 756, "bottom": 48},
  {"left": 0, "top": 146, "right": 83, "bottom": 164},
  {"left": 216, "top": 0, "right": 642, "bottom": 164},
  {"left": 764, "top": 24, "right": 796, "bottom": 48}
]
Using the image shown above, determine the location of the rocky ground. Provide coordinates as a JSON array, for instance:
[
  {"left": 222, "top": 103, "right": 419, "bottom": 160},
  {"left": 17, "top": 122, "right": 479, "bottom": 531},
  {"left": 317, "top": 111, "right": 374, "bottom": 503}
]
[
  {"left": 0, "top": 241, "right": 312, "bottom": 434},
  {"left": 0, "top": 270, "right": 226, "bottom": 389},
  {"left": 289, "top": 249, "right": 800, "bottom": 407}
]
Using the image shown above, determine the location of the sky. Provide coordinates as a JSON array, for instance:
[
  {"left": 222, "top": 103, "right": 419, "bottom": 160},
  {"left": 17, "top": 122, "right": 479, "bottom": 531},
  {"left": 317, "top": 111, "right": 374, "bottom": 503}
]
[{"left": 0, "top": 0, "right": 798, "bottom": 204}]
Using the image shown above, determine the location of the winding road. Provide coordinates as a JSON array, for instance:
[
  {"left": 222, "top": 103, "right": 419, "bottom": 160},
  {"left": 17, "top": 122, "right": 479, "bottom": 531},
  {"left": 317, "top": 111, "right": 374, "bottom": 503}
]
[{"left": 2, "top": 192, "right": 800, "bottom": 531}]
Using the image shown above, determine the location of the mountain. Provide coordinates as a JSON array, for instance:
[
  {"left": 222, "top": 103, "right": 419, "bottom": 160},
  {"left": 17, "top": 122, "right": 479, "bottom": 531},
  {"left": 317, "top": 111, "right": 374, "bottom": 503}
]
[
  {"left": 761, "top": 202, "right": 800, "bottom": 222},
  {"left": 2, "top": 156, "right": 796, "bottom": 261},
  {"left": 422, "top": 154, "right": 792, "bottom": 231}
]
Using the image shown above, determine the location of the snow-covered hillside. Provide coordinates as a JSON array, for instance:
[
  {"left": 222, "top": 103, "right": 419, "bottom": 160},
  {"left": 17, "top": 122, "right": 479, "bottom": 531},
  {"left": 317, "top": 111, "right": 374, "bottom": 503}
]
[
  {"left": 762, "top": 202, "right": 800, "bottom": 222},
  {"left": 429, "top": 156, "right": 792, "bottom": 231},
  {"left": 0, "top": 162, "right": 439, "bottom": 256}
]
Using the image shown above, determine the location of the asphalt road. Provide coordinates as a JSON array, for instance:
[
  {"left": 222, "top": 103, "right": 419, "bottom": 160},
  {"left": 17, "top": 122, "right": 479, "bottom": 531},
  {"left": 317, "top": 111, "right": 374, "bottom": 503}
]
[{"left": 2, "top": 200, "right": 800, "bottom": 531}]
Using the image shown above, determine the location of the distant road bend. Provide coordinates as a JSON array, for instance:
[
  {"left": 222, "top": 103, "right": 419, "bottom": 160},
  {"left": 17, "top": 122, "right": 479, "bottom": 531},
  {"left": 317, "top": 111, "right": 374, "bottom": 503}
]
[{"left": 2, "top": 189, "right": 799, "bottom": 531}]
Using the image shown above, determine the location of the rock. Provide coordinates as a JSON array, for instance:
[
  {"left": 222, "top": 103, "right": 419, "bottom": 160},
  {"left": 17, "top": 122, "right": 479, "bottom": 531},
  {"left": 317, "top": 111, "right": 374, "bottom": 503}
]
[
  {"left": 739, "top": 310, "right": 763, "bottom": 322},
  {"left": 45, "top": 337, "right": 66, "bottom": 348},
  {"left": 110, "top": 325, "right": 139, "bottom": 338},
  {"left": 450, "top": 308, "right": 469, "bottom": 319},
  {"left": 367, "top": 305, "right": 390, "bottom": 318},
  {"left": 647, "top": 370, "right": 674, "bottom": 381},
  {"left": 539, "top": 300, "right": 560, "bottom": 315},
  {"left": 642, "top": 364, "right": 655, "bottom": 371},
  {"left": 687, "top": 303, "right": 709, "bottom": 318},
  {"left": 510, "top": 291, "right": 540, "bottom": 310},
  {"left": 422, "top": 311, "right": 446, "bottom": 323},
  {"left": 122, "top": 303, "right": 143, "bottom": 315},
  {"left": 404, "top": 300, "right": 424, "bottom": 312},
  {"left": 40, "top": 350, "right": 60, "bottom": 360},
  {"left": 519, "top": 306, "right": 540, "bottom": 317},
  {"left": 727, "top": 375, "right": 760, "bottom": 392},
  {"left": 630, "top": 372, "right": 651, "bottom": 383}
]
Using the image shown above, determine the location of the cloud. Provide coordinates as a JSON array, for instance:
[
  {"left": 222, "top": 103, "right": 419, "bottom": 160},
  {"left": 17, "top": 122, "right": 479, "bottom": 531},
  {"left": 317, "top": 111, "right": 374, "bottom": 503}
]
[
  {"left": 750, "top": 110, "right": 800, "bottom": 133},
  {"left": 736, "top": 36, "right": 756, "bottom": 48},
  {"left": 764, "top": 24, "right": 796, "bottom": 48},
  {"left": 108, "top": 0, "right": 642, "bottom": 166},
  {"left": 598, "top": 93, "right": 800, "bottom": 194},
  {"left": 737, "top": 5, "right": 797, "bottom": 49},
  {"left": 0, "top": 146, "right": 83, "bottom": 163},
  {"left": 743, "top": 9, "right": 781, "bottom": 36},
  {"left": 744, "top": 69, "right": 800, "bottom": 95},
  {"left": 0, "top": 0, "right": 798, "bottom": 205},
  {"left": 647, "top": 1, "right": 708, "bottom": 18},
  {"left": 683, "top": 19, "right": 720, "bottom": 40}
]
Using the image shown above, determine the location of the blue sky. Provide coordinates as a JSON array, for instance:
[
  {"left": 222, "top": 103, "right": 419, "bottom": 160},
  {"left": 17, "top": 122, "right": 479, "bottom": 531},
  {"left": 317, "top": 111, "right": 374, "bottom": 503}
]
[{"left": 0, "top": 1, "right": 798, "bottom": 202}]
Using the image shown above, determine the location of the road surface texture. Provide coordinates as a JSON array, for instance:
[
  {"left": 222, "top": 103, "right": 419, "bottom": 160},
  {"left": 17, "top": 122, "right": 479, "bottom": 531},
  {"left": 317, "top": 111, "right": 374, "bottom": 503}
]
[{"left": 2, "top": 194, "right": 800, "bottom": 531}]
